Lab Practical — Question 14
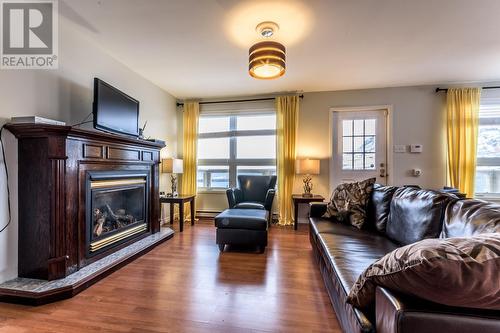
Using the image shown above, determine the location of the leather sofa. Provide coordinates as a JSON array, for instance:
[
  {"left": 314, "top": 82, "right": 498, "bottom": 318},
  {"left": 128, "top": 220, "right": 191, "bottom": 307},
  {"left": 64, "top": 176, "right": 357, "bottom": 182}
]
[
  {"left": 309, "top": 185, "right": 500, "bottom": 333},
  {"left": 226, "top": 175, "right": 276, "bottom": 224}
]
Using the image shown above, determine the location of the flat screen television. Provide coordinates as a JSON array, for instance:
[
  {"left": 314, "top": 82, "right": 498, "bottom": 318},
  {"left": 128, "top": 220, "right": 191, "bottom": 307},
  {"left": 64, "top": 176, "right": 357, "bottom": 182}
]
[{"left": 93, "top": 78, "right": 139, "bottom": 137}]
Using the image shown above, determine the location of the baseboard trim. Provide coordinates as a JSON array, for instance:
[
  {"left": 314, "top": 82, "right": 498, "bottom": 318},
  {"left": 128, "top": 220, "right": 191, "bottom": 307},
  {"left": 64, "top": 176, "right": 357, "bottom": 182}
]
[{"left": 196, "top": 210, "right": 279, "bottom": 223}]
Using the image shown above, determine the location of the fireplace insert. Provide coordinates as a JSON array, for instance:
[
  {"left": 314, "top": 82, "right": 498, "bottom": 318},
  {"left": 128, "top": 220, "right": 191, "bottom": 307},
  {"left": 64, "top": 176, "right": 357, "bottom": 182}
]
[{"left": 86, "top": 171, "right": 150, "bottom": 257}]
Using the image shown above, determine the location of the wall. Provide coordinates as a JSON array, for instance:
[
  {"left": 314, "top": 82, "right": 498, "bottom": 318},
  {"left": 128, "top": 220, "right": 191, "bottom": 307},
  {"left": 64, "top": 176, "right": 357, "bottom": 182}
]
[
  {"left": 189, "top": 85, "right": 450, "bottom": 218},
  {"left": 298, "top": 86, "right": 448, "bottom": 197},
  {"left": 0, "top": 16, "right": 178, "bottom": 283}
]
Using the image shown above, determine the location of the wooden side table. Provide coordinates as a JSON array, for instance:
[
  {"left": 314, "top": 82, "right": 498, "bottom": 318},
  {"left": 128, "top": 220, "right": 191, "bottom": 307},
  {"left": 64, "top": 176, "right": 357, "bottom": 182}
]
[
  {"left": 160, "top": 194, "right": 196, "bottom": 232},
  {"left": 292, "top": 194, "right": 325, "bottom": 230}
]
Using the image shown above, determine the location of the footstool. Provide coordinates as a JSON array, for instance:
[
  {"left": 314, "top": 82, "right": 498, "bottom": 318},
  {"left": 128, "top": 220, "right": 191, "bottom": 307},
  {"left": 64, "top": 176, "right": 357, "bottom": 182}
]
[{"left": 214, "top": 209, "right": 268, "bottom": 253}]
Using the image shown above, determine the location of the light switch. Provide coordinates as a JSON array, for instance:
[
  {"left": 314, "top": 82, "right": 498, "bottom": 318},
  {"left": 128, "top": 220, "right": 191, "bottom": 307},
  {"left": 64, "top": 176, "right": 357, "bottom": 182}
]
[{"left": 394, "top": 145, "right": 406, "bottom": 153}]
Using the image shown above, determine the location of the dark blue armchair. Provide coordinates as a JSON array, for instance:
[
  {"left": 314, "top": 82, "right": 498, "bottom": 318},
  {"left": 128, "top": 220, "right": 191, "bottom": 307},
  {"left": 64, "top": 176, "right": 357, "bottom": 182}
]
[{"left": 226, "top": 175, "right": 277, "bottom": 222}]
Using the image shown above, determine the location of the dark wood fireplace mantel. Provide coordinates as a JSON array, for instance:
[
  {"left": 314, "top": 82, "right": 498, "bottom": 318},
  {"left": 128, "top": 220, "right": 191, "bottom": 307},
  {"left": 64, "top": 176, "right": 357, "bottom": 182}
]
[{"left": 5, "top": 124, "right": 165, "bottom": 282}]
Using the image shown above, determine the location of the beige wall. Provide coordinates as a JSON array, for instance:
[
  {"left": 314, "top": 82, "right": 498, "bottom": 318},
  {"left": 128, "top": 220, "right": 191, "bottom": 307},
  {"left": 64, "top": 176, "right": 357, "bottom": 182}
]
[
  {"left": 298, "top": 86, "right": 449, "bottom": 198},
  {"left": 189, "top": 85, "right": 450, "bottom": 216},
  {"left": 0, "top": 16, "right": 178, "bottom": 283}
]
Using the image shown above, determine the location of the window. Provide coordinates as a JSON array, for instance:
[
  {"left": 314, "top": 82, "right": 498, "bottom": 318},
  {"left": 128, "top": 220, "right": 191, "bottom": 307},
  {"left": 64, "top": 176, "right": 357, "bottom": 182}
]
[
  {"left": 197, "top": 113, "right": 276, "bottom": 190},
  {"left": 475, "top": 103, "right": 500, "bottom": 197},
  {"left": 342, "top": 119, "right": 376, "bottom": 170}
]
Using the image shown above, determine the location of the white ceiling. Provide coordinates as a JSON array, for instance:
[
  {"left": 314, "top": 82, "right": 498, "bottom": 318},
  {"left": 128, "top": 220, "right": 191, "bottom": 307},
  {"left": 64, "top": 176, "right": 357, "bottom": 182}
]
[{"left": 63, "top": 0, "right": 500, "bottom": 99}]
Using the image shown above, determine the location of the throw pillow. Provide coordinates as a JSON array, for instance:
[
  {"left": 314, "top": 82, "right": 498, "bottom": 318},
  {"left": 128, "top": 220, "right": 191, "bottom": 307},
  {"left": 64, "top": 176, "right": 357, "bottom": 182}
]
[
  {"left": 347, "top": 233, "right": 500, "bottom": 310},
  {"left": 325, "top": 178, "right": 376, "bottom": 229}
]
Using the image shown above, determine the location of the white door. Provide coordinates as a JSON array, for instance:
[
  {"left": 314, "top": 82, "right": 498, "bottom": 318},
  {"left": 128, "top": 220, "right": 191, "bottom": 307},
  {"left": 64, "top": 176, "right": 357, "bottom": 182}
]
[{"left": 331, "top": 109, "right": 388, "bottom": 189}]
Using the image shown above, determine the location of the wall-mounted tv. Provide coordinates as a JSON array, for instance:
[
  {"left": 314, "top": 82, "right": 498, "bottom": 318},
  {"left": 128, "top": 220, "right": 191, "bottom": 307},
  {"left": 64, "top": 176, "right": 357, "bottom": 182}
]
[{"left": 93, "top": 78, "right": 139, "bottom": 137}]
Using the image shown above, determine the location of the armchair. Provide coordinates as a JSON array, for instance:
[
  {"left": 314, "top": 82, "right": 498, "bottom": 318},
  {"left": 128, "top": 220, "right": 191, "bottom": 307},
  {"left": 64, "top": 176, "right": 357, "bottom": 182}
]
[{"left": 226, "top": 175, "right": 277, "bottom": 222}]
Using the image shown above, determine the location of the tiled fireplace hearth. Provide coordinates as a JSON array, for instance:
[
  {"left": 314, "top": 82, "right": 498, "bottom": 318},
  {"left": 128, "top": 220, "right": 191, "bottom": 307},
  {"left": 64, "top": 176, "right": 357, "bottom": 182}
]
[{"left": 0, "top": 124, "right": 171, "bottom": 304}]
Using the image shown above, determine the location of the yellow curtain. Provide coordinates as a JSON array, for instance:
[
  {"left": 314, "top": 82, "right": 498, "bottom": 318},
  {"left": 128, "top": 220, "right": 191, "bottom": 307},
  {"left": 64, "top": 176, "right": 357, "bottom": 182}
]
[
  {"left": 446, "top": 88, "right": 481, "bottom": 198},
  {"left": 180, "top": 101, "right": 199, "bottom": 220},
  {"left": 276, "top": 96, "right": 299, "bottom": 226}
]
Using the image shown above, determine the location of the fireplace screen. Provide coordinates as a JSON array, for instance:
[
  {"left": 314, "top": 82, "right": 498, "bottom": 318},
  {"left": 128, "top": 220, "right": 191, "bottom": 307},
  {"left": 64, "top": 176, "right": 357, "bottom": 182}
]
[{"left": 88, "top": 177, "right": 148, "bottom": 254}]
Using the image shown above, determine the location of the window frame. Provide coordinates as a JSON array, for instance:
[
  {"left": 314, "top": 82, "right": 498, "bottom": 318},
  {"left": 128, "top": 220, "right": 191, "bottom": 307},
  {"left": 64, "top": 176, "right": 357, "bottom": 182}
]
[
  {"left": 197, "top": 113, "right": 276, "bottom": 191},
  {"left": 475, "top": 103, "right": 500, "bottom": 200}
]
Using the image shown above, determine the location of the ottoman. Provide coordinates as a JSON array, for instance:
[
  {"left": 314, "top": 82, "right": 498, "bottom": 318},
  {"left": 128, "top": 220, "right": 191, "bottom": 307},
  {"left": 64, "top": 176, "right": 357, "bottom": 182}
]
[{"left": 214, "top": 209, "right": 268, "bottom": 253}]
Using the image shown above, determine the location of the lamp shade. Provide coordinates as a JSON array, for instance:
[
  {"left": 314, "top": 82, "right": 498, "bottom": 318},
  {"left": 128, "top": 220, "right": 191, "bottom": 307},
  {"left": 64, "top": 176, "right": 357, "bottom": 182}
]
[
  {"left": 248, "top": 41, "right": 286, "bottom": 80},
  {"left": 296, "top": 159, "right": 320, "bottom": 175},
  {"left": 161, "top": 158, "right": 183, "bottom": 174}
]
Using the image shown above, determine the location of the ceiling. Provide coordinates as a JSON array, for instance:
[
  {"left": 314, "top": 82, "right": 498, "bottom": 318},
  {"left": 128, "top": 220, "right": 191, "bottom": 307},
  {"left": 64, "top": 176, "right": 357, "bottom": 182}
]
[{"left": 63, "top": 0, "right": 500, "bottom": 99}]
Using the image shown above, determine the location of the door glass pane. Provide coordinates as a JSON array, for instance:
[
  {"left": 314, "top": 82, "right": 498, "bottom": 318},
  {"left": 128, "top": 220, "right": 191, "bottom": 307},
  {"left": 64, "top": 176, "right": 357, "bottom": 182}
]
[
  {"left": 365, "top": 136, "right": 376, "bottom": 152},
  {"left": 198, "top": 138, "right": 230, "bottom": 159},
  {"left": 237, "top": 114, "right": 276, "bottom": 130},
  {"left": 343, "top": 137, "right": 353, "bottom": 153},
  {"left": 353, "top": 137, "right": 364, "bottom": 152},
  {"left": 343, "top": 120, "right": 353, "bottom": 136},
  {"left": 237, "top": 135, "right": 276, "bottom": 159},
  {"left": 364, "top": 153, "right": 376, "bottom": 170},
  {"left": 237, "top": 165, "right": 276, "bottom": 177},
  {"left": 353, "top": 154, "right": 364, "bottom": 169},
  {"left": 199, "top": 116, "right": 230, "bottom": 134},
  {"left": 353, "top": 120, "right": 364, "bottom": 135},
  {"left": 197, "top": 166, "right": 229, "bottom": 188},
  {"left": 343, "top": 154, "right": 353, "bottom": 170},
  {"left": 365, "top": 119, "right": 376, "bottom": 135},
  {"left": 340, "top": 117, "right": 379, "bottom": 171}
]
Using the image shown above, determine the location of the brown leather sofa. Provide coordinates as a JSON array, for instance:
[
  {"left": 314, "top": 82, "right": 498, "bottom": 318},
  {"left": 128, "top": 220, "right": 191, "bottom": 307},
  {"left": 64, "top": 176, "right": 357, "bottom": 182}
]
[{"left": 309, "top": 185, "right": 500, "bottom": 333}]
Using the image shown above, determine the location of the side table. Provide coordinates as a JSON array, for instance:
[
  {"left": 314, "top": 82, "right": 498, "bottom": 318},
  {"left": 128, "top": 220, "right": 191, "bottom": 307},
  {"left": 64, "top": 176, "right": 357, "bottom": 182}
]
[
  {"left": 292, "top": 194, "right": 325, "bottom": 230},
  {"left": 160, "top": 194, "right": 196, "bottom": 232}
]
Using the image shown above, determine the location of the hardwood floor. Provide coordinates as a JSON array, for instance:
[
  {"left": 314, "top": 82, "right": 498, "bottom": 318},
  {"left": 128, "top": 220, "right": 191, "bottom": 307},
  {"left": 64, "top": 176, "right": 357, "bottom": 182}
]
[{"left": 0, "top": 220, "right": 341, "bottom": 333}]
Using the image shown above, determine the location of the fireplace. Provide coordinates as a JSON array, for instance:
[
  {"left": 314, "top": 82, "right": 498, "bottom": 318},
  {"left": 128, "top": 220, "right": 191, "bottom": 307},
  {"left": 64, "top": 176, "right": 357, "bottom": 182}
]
[
  {"left": 86, "top": 171, "right": 150, "bottom": 257},
  {"left": 6, "top": 124, "right": 164, "bottom": 285}
]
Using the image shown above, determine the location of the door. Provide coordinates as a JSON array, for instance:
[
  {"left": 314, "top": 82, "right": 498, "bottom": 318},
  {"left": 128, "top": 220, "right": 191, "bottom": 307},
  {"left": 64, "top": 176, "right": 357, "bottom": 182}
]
[{"left": 331, "top": 109, "right": 388, "bottom": 189}]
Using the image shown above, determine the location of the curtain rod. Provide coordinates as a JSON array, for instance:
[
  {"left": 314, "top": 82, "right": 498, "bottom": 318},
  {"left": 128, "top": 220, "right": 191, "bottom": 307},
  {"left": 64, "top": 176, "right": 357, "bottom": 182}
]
[
  {"left": 435, "top": 86, "right": 500, "bottom": 93},
  {"left": 176, "top": 94, "right": 304, "bottom": 107}
]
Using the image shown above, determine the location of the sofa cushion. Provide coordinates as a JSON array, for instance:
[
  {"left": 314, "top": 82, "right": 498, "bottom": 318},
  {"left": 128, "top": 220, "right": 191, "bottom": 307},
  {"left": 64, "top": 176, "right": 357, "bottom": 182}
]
[
  {"left": 441, "top": 199, "right": 500, "bottom": 238},
  {"left": 325, "top": 178, "right": 376, "bottom": 229},
  {"left": 347, "top": 233, "right": 500, "bottom": 310},
  {"left": 215, "top": 209, "right": 268, "bottom": 230},
  {"left": 386, "top": 187, "right": 456, "bottom": 245},
  {"left": 310, "top": 218, "right": 399, "bottom": 293},
  {"left": 367, "top": 185, "right": 398, "bottom": 233},
  {"left": 309, "top": 218, "right": 376, "bottom": 333}
]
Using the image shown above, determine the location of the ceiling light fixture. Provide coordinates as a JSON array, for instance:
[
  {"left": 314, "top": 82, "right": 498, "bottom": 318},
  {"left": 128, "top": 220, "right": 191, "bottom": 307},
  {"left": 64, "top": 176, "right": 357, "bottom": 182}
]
[{"left": 249, "top": 22, "right": 286, "bottom": 80}]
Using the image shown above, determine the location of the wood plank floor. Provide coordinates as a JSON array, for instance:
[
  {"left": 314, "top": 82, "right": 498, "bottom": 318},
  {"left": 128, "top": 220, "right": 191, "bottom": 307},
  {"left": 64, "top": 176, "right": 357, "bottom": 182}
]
[{"left": 0, "top": 220, "right": 341, "bottom": 333}]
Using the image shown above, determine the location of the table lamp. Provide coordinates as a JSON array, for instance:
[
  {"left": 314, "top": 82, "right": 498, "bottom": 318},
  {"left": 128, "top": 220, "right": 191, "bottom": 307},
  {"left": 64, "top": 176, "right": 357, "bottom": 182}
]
[
  {"left": 296, "top": 158, "right": 320, "bottom": 197},
  {"left": 161, "top": 158, "right": 183, "bottom": 197}
]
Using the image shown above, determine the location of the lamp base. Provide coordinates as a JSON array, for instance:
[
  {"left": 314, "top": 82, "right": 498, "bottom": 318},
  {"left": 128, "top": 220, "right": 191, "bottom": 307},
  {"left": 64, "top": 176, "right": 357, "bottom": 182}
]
[{"left": 302, "top": 192, "right": 313, "bottom": 197}]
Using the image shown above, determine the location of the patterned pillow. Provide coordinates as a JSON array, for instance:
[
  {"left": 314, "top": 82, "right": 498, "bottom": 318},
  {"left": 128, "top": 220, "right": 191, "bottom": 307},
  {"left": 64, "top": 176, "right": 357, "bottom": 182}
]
[
  {"left": 347, "top": 233, "right": 500, "bottom": 310},
  {"left": 325, "top": 178, "right": 376, "bottom": 228}
]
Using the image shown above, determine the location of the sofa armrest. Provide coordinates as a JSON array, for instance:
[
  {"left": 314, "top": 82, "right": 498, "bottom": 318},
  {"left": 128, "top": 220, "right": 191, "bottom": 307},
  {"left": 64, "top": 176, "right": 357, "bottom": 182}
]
[
  {"left": 376, "top": 287, "right": 500, "bottom": 333},
  {"left": 264, "top": 189, "right": 276, "bottom": 212},
  {"left": 226, "top": 188, "right": 242, "bottom": 208},
  {"left": 309, "top": 202, "right": 328, "bottom": 218}
]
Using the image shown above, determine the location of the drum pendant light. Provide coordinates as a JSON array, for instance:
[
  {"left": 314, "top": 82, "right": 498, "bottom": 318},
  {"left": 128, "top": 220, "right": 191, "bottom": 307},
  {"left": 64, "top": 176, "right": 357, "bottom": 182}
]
[{"left": 248, "top": 22, "right": 286, "bottom": 80}]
